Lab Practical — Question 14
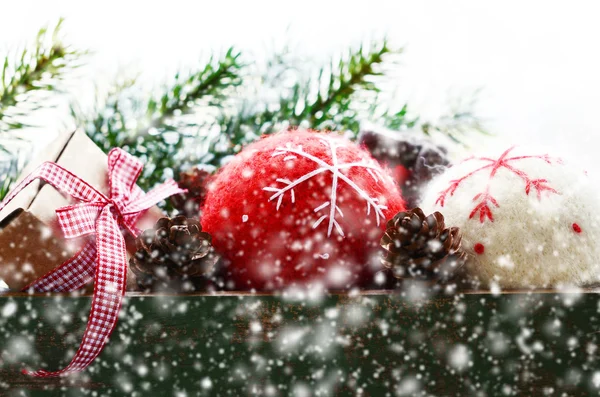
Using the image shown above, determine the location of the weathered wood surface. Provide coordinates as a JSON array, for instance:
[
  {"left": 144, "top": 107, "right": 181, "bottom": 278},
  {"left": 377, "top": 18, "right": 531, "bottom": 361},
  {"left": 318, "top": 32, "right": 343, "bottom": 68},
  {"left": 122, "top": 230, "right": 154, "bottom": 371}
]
[{"left": 0, "top": 291, "right": 598, "bottom": 396}]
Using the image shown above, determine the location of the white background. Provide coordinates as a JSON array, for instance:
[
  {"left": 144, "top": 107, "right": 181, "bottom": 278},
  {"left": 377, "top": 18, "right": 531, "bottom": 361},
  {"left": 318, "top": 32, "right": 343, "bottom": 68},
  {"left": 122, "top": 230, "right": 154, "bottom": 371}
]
[{"left": 1, "top": 0, "right": 599, "bottom": 164}]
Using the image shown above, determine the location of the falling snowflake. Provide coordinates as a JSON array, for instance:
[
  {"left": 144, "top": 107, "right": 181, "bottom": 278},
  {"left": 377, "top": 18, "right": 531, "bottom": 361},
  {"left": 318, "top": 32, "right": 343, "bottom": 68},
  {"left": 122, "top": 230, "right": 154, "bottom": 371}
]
[
  {"left": 436, "top": 146, "right": 561, "bottom": 223},
  {"left": 263, "top": 137, "right": 388, "bottom": 237}
]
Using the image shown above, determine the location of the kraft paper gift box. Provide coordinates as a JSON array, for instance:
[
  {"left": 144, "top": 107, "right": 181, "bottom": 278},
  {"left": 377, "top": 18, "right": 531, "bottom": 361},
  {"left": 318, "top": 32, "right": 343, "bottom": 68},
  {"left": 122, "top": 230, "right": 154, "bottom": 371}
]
[{"left": 0, "top": 129, "right": 163, "bottom": 291}]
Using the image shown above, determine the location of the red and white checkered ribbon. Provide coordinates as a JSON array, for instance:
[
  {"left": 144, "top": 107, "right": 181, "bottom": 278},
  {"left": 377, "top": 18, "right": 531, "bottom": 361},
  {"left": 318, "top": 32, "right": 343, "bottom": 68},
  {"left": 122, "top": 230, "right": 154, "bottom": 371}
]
[{"left": 0, "top": 148, "right": 184, "bottom": 377}]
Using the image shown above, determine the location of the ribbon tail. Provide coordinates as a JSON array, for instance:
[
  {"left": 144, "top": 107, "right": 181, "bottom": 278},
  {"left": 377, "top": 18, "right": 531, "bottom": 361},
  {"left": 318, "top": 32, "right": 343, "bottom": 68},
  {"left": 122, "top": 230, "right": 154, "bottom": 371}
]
[
  {"left": 23, "top": 208, "right": 127, "bottom": 377},
  {"left": 22, "top": 242, "right": 97, "bottom": 293},
  {"left": 0, "top": 162, "right": 105, "bottom": 216},
  {"left": 122, "top": 179, "right": 185, "bottom": 215},
  {"left": 119, "top": 179, "right": 186, "bottom": 235}
]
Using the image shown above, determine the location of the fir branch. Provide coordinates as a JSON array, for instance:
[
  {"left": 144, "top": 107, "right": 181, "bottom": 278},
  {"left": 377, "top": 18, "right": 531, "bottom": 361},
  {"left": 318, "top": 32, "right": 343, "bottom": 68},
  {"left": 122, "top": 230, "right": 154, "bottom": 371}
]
[
  {"left": 146, "top": 48, "right": 242, "bottom": 129},
  {"left": 0, "top": 175, "right": 12, "bottom": 202},
  {"left": 0, "top": 157, "right": 19, "bottom": 201},
  {"left": 274, "top": 40, "right": 397, "bottom": 132},
  {"left": 202, "top": 40, "right": 400, "bottom": 168},
  {"left": 303, "top": 42, "right": 391, "bottom": 130},
  {"left": 420, "top": 92, "right": 489, "bottom": 143},
  {"left": 80, "top": 38, "right": 488, "bottom": 195},
  {"left": 0, "top": 18, "right": 84, "bottom": 136},
  {"left": 79, "top": 47, "right": 244, "bottom": 191},
  {"left": 381, "top": 104, "right": 419, "bottom": 131}
]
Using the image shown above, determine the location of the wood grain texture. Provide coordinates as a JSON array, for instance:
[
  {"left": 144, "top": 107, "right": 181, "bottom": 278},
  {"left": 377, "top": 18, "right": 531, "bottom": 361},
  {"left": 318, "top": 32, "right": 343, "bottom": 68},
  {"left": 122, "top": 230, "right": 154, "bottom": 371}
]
[{"left": 0, "top": 292, "right": 597, "bottom": 396}]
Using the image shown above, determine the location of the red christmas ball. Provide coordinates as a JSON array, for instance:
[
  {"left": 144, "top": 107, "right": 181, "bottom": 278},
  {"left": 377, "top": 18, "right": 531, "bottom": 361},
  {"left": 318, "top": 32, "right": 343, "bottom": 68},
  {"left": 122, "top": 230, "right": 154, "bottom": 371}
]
[{"left": 201, "top": 130, "right": 405, "bottom": 290}]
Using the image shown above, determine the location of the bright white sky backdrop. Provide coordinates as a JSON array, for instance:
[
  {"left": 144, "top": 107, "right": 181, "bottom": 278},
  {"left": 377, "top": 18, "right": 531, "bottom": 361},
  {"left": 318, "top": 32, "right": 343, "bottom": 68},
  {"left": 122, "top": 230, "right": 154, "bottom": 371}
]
[{"left": 1, "top": 0, "right": 599, "bottom": 164}]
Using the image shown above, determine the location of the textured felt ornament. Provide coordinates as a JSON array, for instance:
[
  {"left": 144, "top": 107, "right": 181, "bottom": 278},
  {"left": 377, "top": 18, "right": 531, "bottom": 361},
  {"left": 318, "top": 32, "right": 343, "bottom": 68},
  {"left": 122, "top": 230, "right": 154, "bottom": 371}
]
[
  {"left": 201, "top": 130, "right": 405, "bottom": 290},
  {"left": 420, "top": 146, "right": 600, "bottom": 289}
]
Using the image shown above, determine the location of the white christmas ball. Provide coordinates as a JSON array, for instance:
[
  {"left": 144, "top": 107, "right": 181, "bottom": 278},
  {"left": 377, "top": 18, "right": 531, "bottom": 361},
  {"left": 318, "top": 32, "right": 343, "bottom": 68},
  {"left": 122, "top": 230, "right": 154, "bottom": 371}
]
[{"left": 419, "top": 146, "right": 600, "bottom": 288}]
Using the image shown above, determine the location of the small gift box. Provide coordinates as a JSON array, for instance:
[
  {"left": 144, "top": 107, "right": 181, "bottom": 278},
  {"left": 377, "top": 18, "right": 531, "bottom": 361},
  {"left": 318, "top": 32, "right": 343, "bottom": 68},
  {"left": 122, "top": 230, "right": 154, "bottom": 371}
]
[
  {"left": 0, "top": 129, "right": 164, "bottom": 291},
  {"left": 0, "top": 130, "right": 183, "bottom": 377}
]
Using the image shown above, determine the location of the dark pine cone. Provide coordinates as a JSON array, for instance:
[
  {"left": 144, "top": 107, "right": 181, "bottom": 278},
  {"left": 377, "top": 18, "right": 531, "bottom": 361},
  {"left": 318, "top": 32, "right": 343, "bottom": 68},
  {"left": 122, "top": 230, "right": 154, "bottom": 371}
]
[
  {"left": 170, "top": 167, "right": 212, "bottom": 217},
  {"left": 130, "top": 215, "right": 219, "bottom": 292},
  {"left": 359, "top": 128, "right": 450, "bottom": 208},
  {"left": 380, "top": 208, "right": 466, "bottom": 283}
]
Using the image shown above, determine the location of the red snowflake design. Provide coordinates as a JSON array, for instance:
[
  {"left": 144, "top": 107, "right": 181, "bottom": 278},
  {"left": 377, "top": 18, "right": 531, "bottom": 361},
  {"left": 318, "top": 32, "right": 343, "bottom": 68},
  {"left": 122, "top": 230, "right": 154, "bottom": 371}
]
[{"left": 436, "top": 146, "right": 561, "bottom": 223}]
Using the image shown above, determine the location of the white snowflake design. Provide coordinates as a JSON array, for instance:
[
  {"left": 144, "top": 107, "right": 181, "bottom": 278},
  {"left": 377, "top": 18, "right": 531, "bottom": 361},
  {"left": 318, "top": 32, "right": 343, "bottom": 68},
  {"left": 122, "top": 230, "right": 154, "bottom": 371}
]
[{"left": 262, "top": 137, "right": 389, "bottom": 237}]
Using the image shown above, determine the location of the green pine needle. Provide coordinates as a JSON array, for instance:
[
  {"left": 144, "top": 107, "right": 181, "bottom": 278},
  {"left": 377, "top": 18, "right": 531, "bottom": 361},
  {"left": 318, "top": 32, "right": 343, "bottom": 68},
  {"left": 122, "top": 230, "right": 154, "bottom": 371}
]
[
  {"left": 421, "top": 92, "right": 489, "bottom": 144},
  {"left": 146, "top": 47, "right": 243, "bottom": 128},
  {"left": 301, "top": 41, "right": 392, "bottom": 131},
  {"left": 0, "top": 18, "right": 84, "bottom": 135},
  {"left": 79, "top": 47, "right": 244, "bottom": 191},
  {"left": 0, "top": 156, "right": 18, "bottom": 201},
  {"left": 0, "top": 175, "right": 13, "bottom": 202},
  {"left": 0, "top": 18, "right": 85, "bottom": 200},
  {"left": 382, "top": 104, "right": 419, "bottom": 131},
  {"left": 79, "top": 38, "right": 489, "bottom": 195},
  {"left": 203, "top": 40, "right": 402, "bottom": 168},
  {"left": 0, "top": 22, "right": 489, "bottom": 207}
]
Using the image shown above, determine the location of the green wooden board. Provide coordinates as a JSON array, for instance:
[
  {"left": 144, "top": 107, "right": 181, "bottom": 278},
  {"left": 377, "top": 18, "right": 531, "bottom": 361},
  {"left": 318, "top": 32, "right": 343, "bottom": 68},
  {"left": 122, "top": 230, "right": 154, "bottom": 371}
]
[{"left": 0, "top": 290, "right": 598, "bottom": 396}]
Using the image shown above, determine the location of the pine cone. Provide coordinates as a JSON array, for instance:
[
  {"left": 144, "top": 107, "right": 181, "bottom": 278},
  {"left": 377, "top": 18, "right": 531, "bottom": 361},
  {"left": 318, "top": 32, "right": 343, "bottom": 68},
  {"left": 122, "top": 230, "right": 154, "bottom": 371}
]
[
  {"left": 359, "top": 128, "right": 449, "bottom": 207},
  {"left": 170, "top": 167, "right": 212, "bottom": 217},
  {"left": 129, "top": 215, "right": 218, "bottom": 292},
  {"left": 380, "top": 208, "right": 466, "bottom": 283}
]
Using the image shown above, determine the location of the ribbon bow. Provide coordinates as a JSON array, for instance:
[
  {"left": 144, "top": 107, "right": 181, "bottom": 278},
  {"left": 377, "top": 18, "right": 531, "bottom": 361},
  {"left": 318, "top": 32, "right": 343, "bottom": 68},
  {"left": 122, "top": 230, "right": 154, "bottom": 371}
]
[{"left": 0, "top": 148, "right": 184, "bottom": 377}]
